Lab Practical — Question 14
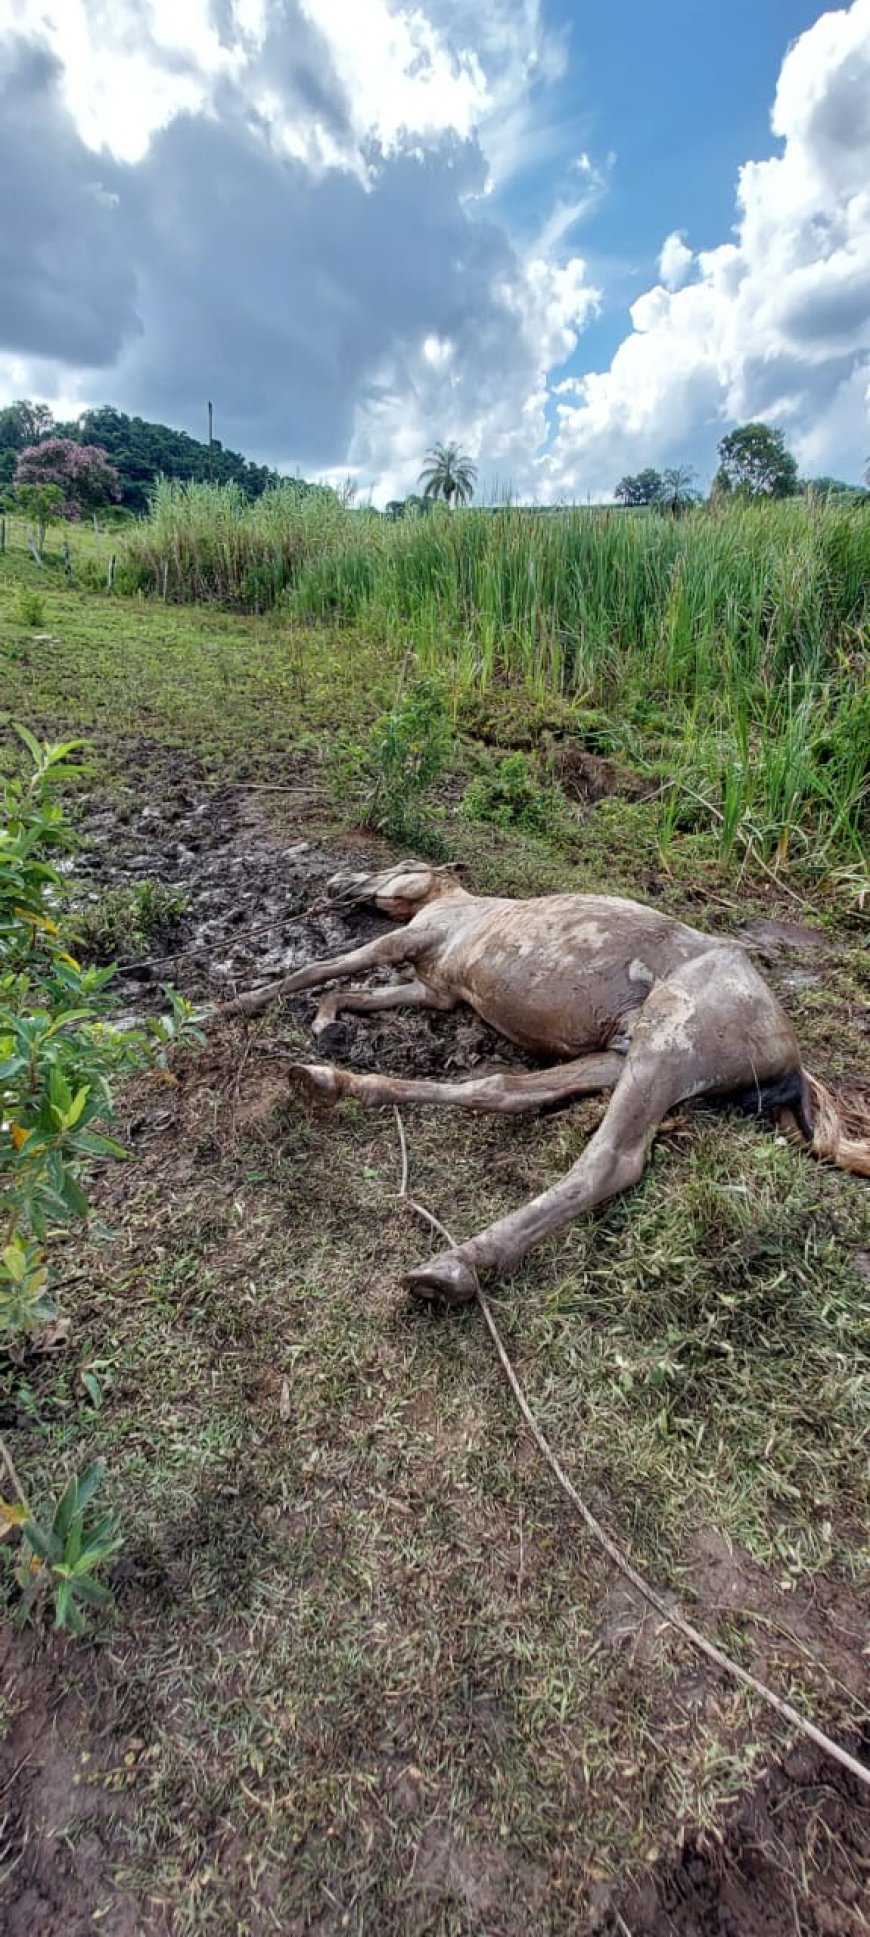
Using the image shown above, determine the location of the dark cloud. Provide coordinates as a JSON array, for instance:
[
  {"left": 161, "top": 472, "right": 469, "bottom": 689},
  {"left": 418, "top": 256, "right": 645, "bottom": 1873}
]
[
  {"left": 111, "top": 103, "right": 518, "bottom": 467},
  {"left": 0, "top": 38, "right": 139, "bottom": 366},
  {"left": 1, "top": 11, "right": 537, "bottom": 477},
  {"left": 251, "top": 0, "right": 352, "bottom": 137}
]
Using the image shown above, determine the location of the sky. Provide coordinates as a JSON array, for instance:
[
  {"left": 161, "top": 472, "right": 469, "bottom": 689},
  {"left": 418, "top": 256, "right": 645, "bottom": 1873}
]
[{"left": 1, "top": 0, "right": 869, "bottom": 503}]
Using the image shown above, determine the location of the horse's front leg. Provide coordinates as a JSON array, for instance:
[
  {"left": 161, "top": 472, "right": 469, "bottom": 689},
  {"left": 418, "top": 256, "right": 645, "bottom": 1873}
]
[
  {"left": 217, "top": 928, "right": 418, "bottom": 1020},
  {"left": 312, "top": 979, "right": 454, "bottom": 1041}
]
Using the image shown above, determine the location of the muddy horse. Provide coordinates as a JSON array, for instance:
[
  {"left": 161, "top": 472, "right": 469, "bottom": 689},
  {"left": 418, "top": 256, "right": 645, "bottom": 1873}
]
[{"left": 224, "top": 863, "right": 870, "bottom": 1303}]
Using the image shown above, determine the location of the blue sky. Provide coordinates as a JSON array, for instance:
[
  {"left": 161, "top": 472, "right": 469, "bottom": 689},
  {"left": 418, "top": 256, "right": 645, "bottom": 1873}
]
[
  {"left": 542, "top": 0, "right": 831, "bottom": 369},
  {"left": 1, "top": 1, "right": 869, "bottom": 500}
]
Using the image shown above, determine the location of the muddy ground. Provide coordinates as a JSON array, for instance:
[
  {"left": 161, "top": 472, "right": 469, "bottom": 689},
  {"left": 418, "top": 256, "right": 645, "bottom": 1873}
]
[{"left": 2, "top": 741, "right": 868, "bottom": 1936}]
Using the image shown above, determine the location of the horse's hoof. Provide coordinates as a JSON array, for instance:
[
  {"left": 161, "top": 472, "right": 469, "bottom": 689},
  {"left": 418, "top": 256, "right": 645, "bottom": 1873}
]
[
  {"left": 288, "top": 1062, "right": 345, "bottom": 1102},
  {"left": 404, "top": 1253, "right": 478, "bottom": 1306}
]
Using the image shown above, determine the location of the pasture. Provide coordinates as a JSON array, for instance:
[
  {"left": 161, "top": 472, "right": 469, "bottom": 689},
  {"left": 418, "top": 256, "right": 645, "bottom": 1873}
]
[{"left": 1, "top": 501, "right": 868, "bottom": 1935}]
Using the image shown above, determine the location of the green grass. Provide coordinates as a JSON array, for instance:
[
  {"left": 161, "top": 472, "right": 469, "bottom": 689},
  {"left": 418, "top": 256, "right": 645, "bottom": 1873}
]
[
  {"left": 1, "top": 511, "right": 869, "bottom": 1933},
  {"left": 117, "top": 483, "right": 870, "bottom": 873}
]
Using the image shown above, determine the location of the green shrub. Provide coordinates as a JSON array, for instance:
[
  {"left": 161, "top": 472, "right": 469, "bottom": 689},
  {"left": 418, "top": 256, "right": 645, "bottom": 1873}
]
[
  {"left": 15, "top": 1462, "right": 121, "bottom": 1635},
  {"left": 461, "top": 750, "right": 563, "bottom": 840},
  {"left": 324, "top": 678, "right": 454, "bottom": 851},
  {"left": 15, "top": 588, "right": 46, "bottom": 629},
  {"left": 0, "top": 728, "right": 204, "bottom": 1631},
  {"left": 77, "top": 879, "right": 189, "bottom": 964}
]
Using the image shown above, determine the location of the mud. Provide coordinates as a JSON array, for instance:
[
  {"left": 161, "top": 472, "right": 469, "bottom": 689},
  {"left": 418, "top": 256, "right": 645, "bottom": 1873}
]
[
  {"left": 68, "top": 738, "right": 536, "bottom": 1086},
  {"left": 0, "top": 1627, "right": 141, "bottom": 1937},
  {"left": 71, "top": 740, "right": 383, "bottom": 1013}
]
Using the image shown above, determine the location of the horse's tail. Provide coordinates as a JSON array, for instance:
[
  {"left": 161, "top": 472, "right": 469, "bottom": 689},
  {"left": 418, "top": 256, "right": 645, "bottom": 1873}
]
[{"left": 795, "top": 1071, "right": 870, "bottom": 1178}]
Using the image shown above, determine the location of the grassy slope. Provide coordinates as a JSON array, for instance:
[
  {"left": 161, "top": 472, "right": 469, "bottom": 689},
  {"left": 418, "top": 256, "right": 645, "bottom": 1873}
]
[{"left": 1, "top": 535, "right": 868, "bottom": 1934}]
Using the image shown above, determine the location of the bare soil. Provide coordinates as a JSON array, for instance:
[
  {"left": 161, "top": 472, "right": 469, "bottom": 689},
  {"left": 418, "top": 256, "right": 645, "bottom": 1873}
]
[{"left": 599, "top": 1734, "right": 870, "bottom": 1936}]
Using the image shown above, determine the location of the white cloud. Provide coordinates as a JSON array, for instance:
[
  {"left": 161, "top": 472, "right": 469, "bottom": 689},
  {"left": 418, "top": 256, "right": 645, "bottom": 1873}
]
[
  {"left": 299, "top": 0, "right": 488, "bottom": 152},
  {"left": 540, "top": 0, "right": 870, "bottom": 498},
  {"left": 0, "top": 0, "right": 240, "bottom": 163},
  {"left": 658, "top": 230, "right": 693, "bottom": 291}
]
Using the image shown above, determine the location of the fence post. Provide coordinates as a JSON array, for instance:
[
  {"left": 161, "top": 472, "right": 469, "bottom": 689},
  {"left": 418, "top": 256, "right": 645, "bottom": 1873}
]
[
  {"left": 107, "top": 554, "right": 116, "bottom": 592},
  {"left": 0, "top": 516, "right": 5, "bottom": 554},
  {"left": 162, "top": 561, "right": 169, "bottom": 603},
  {"left": 63, "top": 539, "right": 72, "bottom": 581}
]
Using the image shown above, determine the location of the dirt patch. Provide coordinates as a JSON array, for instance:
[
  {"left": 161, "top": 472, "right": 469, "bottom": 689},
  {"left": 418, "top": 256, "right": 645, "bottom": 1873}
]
[
  {"left": 71, "top": 737, "right": 388, "bottom": 1017},
  {"left": 683, "top": 1527, "right": 868, "bottom": 1699},
  {"left": 597, "top": 1735, "right": 870, "bottom": 1936},
  {"left": 69, "top": 737, "right": 535, "bottom": 1087},
  {"left": 0, "top": 1629, "right": 141, "bottom": 1937},
  {"left": 553, "top": 742, "right": 648, "bottom": 806},
  {"left": 407, "top": 1821, "right": 547, "bottom": 1930}
]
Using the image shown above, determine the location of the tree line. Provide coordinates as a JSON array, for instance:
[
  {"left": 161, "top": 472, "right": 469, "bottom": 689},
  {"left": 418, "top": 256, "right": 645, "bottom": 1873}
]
[
  {"left": 0, "top": 401, "right": 290, "bottom": 516},
  {"left": 1, "top": 404, "right": 866, "bottom": 529},
  {"left": 615, "top": 423, "right": 867, "bottom": 509}
]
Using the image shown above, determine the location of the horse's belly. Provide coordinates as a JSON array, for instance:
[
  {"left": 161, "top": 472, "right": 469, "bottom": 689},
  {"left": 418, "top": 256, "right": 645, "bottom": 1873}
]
[{"left": 455, "top": 961, "right": 637, "bottom": 1056}]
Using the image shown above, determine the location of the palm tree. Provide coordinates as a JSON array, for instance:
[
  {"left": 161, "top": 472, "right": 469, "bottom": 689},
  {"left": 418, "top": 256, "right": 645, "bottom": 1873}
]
[
  {"left": 658, "top": 465, "right": 698, "bottom": 515},
  {"left": 418, "top": 442, "right": 477, "bottom": 508}
]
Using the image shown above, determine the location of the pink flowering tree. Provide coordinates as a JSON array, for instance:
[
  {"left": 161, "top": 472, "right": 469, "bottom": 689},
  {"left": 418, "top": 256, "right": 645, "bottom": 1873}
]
[{"left": 14, "top": 440, "right": 122, "bottom": 521}]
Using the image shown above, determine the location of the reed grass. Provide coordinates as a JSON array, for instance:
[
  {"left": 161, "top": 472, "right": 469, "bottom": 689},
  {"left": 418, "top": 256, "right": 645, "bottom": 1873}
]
[{"left": 122, "top": 485, "right": 870, "bottom": 868}]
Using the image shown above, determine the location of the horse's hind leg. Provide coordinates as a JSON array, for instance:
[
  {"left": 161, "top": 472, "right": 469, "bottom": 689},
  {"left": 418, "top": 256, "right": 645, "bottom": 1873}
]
[
  {"left": 291, "top": 1050, "right": 625, "bottom": 1112},
  {"left": 406, "top": 947, "right": 801, "bottom": 1303}
]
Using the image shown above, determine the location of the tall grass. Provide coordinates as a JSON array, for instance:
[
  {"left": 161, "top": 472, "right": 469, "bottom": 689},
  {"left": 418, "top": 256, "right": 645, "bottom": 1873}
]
[{"left": 122, "top": 485, "right": 870, "bottom": 868}]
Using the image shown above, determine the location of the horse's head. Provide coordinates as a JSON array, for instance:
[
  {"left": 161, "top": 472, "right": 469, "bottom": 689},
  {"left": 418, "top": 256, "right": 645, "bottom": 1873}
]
[{"left": 325, "top": 860, "right": 468, "bottom": 920}]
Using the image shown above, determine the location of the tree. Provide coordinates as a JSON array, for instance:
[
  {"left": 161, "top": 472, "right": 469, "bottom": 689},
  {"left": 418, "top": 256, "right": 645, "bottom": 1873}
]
[
  {"left": 716, "top": 423, "right": 798, "bottom": 499},
  {"left": 14, "top": 440, "right": 121, "bottom": 520},
  {"left": 614, "top": 468, "right": 662, "bottom": 506},
  {"left": 658, "top": 465, "right": 698, "bottom": 514},
  {"left": 63, "top": 406, "right": 279, "bottom": 512},
  {"left": 418, "top": 442, "right": 477, "bottom": 508},
  {"left": 0, "top": 400, "right": 54, "bottom": 452},
  {"left": 14, "top": 484, "right": 65, "bottom": 550}
]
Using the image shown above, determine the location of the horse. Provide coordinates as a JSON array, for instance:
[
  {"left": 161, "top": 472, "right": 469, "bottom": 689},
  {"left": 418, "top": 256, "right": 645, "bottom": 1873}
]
[{"left": 223, "top": 862, "right": 870, "bottom": 1303}]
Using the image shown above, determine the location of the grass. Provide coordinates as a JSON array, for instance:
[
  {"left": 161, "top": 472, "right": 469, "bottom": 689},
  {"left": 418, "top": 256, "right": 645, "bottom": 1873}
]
[
  {"left": 115, "top": 484, "right": 870, "bottom": 872},
  {"left": 1, "top": 516, "right": 869, "bottom": 1932}
]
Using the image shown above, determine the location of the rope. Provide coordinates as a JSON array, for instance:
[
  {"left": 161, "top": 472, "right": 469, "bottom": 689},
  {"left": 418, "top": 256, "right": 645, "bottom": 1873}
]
[{"left": 392, "top": 1108, "right": 870, "bottom": 1793}]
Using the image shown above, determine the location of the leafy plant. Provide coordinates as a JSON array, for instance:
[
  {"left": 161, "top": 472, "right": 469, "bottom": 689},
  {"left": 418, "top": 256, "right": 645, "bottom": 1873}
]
[
  {"left": 365, "top": 678, "right": 453, "bottom": 844},
  {"left": 15, "top": 1461, "right": 121, "bottom": 1634},
  {"left": 461, "top": 751, "right": 562, "bottom": 839},
  {"left": 0, "top": 729, "right": 204, "bottom": 1633},
  {"left": 13, "top": 485, "right": 65, "bottom": 554},
  {"left": 77, "top": 878, "right": 190, "bottom": 964},
  {"left": 145, "top": 986, "right": 207, "bottom": 1068},
  {"left": 15, "top": 587, "right": 46, "bottom": 628}
]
